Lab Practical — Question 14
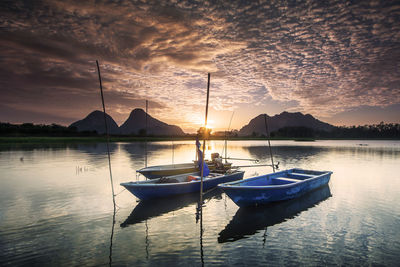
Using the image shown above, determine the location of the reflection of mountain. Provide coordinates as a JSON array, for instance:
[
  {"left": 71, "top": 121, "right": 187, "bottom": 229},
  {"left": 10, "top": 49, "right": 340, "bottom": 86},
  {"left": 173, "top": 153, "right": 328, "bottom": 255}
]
[
  {"left": 74, "top": 143, "right": 118, "bottom": 155},
  {"left": 119, "top": 142, "right": 149, "bottom": 170},
  {"left": 120, "top": 142, "right": 197, "bottom": 170},
  {"left": 67, "top": 143, "right": 119, "bottom": 167},
  {"left": 121, "top": 190, "right": 222, "bottom": 227},
  {"left": 0, "top": 143, "right": 70, "bottom": 152},
  {"left": 243, "top": 144, "right": 400, "bottom": 164},
  {"left": 120, "top": 142, "right": 189, "bottom": 157},
  {"left": 121, "top": 143, "right": 147, "bottom": 156},
  {"left": 218, "top": 185, "right": 331, "bottom": 243},
  {"left": 0, "top": 143, "right": 119, "bottom": 154},
  {"left": 244, "top": 145, "right": 326, "bottom": 163}
]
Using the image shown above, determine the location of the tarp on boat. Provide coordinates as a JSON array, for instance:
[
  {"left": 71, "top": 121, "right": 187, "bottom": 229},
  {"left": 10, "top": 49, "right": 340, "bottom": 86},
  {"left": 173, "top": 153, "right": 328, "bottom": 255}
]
[{"left": 196, "top": 138, "right": 210, "bottom": 176}]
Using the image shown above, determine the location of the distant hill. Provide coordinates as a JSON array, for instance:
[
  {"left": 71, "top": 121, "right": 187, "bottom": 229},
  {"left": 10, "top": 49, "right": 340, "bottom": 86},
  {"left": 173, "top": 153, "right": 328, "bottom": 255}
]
[
  {"left": 69, "top": 110, "right": 333, "bottom": 137},
  {"left": 69, "top": 110, "right": 120, "bottom": 134},
  {"left": 119, "top": 108, "right": 185, "bottom": 136},
  {"left": 238, "top": 112, "right": 334, "bottom": 136}
]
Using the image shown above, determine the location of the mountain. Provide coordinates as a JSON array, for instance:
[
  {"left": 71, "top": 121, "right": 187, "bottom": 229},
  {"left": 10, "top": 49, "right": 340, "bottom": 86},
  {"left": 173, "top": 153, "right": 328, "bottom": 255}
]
[
  {"left": 69, "top": 110, "right": 120, "bottom": 134},
  {"left": 238, "top": 112, "right": 334, "bottom": 136},
  {"left": 119, "top": 108, "right": 185, "bottom": 136}
]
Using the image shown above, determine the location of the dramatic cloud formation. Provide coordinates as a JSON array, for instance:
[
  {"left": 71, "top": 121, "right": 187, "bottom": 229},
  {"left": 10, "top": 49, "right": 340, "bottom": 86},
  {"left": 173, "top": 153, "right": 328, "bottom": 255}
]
[{"left": 1, "top": 0, "right": 399, "bottom": 131}]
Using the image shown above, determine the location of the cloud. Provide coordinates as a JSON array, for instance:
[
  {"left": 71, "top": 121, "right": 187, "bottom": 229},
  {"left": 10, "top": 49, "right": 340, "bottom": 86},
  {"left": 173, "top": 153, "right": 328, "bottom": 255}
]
[{"left": 0, "top": 0, "right": 399, "bottom": 131}]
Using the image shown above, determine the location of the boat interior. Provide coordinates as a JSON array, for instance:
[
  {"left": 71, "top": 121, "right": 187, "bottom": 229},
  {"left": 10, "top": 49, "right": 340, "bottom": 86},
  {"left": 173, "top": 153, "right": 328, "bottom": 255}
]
[
  {"left": 133, "top": 172, "right": 225, "bottom": 184},
  {"left": 140, "top": 163, "right": 195, "bottom": 172},
  {"left": 231, "top": 169, "right": 326, "bottom": 187}
]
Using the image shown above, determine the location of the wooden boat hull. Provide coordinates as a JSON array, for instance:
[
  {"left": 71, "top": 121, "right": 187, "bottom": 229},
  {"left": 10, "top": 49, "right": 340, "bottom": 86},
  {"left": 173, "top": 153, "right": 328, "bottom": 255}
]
[
  {"left": 218, "top": 168, "right": 332, "bottom": 207},
  {"left": 137, "top": 162, "right": 232, "bottom": 179},
  {"left": 121, "top": 170, "right": 245, "bottom": 200}
]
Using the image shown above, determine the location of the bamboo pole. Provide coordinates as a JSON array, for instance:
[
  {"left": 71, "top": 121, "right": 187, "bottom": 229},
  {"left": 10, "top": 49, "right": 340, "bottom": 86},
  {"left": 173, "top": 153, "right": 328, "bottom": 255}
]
[
  {"left": 264, "top": 114, "right": 275, "bottom": 173},
  {"left": 172, "top": 141, "right": 174, "bottom": 164},
  {"left": 199, "top": 73, "right": 210, "bottom": 206},
  {"left": 96, "top": 60, "right": 116, "bottom": 210},
  {"left": 222, "top": 111, "right": 234, "bottom": 164},
  {"left": 145, "top": 100, "right": 148, "bottom": 169}
]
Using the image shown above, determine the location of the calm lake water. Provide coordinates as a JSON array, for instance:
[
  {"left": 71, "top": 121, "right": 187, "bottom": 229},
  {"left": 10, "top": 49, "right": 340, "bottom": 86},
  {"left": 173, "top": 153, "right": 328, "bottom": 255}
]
[{"left": 0, "top": 140, "right": 399, "bottom": 266}]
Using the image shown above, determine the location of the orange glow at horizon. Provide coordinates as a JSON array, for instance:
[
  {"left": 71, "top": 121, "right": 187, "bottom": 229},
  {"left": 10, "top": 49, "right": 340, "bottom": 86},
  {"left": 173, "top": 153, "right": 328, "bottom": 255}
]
[{"left": 204, "top": 119, "right": 214, "bottom": 130}]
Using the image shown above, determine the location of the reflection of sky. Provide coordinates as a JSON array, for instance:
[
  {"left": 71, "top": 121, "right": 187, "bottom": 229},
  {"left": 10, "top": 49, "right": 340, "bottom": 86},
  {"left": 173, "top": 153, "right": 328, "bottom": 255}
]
[
  {"left": 0, "top": 140, "right": 400, "bottom": 265},
  {"left": 1, "top": 1, "right": 399, "bottom": 131}
]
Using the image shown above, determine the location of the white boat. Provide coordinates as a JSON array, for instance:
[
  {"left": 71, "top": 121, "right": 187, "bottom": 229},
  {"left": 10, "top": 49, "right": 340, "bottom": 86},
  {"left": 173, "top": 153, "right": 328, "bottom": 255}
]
[{"left": 137, "top": 160, "right": 232, "bottom": 179}]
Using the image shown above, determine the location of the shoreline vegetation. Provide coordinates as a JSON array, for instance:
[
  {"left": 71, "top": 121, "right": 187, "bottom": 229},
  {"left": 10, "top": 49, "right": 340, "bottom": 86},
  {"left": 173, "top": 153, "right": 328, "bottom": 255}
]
[{"left": 1, "top": 122, "right": 399, "bottom": 143}]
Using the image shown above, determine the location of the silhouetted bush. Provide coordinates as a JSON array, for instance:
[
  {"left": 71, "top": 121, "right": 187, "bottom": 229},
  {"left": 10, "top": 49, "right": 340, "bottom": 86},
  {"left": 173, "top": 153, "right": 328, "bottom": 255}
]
[
  {"left": 269, "top": 123, "right": 400, "bottom": 139},
  {"left": 0, "top": 122, "right": 97, "bottom": 137}
]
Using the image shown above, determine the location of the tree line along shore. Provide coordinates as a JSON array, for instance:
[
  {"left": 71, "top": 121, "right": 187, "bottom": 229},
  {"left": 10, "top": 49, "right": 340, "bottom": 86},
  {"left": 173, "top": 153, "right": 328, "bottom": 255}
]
[{"left": 0, "top": 122, "right": 399, "bottom": 143}]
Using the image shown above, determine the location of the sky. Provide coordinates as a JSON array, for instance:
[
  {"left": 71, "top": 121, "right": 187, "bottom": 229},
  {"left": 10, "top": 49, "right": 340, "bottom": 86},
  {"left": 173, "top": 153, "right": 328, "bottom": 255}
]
[{"left": 1, "top": 0, "right": 399, "bottom": 133}]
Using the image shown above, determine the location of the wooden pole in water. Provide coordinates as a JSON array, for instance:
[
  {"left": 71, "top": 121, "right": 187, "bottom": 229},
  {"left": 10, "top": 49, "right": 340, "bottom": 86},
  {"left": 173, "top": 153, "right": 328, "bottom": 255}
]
[
  {"left": 145, "top": 100, "right": 148, "bottom": 133},
  {"left": 145, "top": 100, "right": 148, "bottom": 168},
  {"left": 224, "top": 133, "right": 227, "bottom": 164},
  {"left": 96, "top": 60, "right": 116, "bottom": 210},
  {"left": 199, "top": 73, "right": 210, "bottom": 206},
  {"left": 223, "top": 111, "right": 234, "bottom": 164},
  {"left": 172, "top": 141, "right": 174, "bottom": 164},
  {"left": 264, "top": 114, "right": 275, "bottom": 173}
]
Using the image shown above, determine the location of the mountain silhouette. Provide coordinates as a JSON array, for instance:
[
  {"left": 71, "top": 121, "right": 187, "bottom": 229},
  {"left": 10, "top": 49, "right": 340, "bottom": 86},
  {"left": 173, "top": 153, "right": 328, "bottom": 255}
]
[
  {"left": 69, "top": 110, "right": 120, "bottom": 134},
  {"left": 238, "top": 111, "right": 334, "bottom": 136},
  {"left": 119, "top": 108, "right": 185, "bottom": 136},
  {"left": 70, "top": 110, "right": 333, "bottom": 137}
]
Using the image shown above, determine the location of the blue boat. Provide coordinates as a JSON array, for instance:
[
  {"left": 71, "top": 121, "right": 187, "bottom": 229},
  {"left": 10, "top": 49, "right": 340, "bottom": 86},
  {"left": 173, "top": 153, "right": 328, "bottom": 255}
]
[
  {"left": 218, "top": 168, "right": 332, "bottom": 207},
  {"left": 121, "top": 170, "right": 245, "bottom": 200}
]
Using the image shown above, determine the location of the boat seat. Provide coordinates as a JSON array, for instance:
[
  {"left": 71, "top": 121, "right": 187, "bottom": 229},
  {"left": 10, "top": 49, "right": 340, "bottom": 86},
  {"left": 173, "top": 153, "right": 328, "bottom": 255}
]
[
  {"left": 291, "top": 172, "right": 316, "bottom": 177},
  {"left": 275, "top": 177, "right": 301, "bottom": 182}
]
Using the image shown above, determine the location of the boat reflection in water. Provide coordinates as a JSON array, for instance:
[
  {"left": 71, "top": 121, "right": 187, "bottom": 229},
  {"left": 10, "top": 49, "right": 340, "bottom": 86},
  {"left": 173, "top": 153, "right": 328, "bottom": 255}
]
[
  {"left": 218, "top": 185, "right": 331, "bottom": 243},
  {"left": 120, "top": 189, "right": 223, "bottom": 227}
]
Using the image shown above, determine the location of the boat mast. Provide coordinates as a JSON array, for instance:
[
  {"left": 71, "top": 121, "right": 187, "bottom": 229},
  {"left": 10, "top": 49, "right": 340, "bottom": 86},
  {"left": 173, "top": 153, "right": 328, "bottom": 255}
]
[{"left": 199, "top": 73, "right": 210, "bottom": 205}]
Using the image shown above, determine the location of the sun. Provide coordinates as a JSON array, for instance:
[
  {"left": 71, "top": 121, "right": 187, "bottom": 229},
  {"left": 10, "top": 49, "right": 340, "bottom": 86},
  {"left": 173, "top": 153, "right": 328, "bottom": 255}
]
[{"left": 205, "top": 119, "right": 214, "bottom": 130}]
